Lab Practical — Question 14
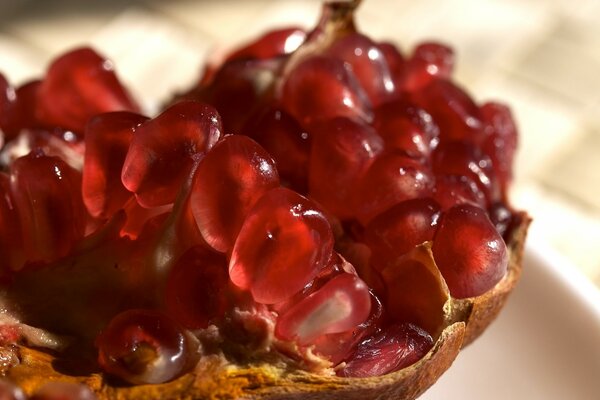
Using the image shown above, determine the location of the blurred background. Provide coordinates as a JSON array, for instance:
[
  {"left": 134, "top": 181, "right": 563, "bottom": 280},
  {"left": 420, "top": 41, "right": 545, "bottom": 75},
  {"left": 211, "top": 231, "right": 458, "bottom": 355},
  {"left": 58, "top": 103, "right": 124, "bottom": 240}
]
[{"left": 1, "top": 0, "right": 599, "bottom": 289}]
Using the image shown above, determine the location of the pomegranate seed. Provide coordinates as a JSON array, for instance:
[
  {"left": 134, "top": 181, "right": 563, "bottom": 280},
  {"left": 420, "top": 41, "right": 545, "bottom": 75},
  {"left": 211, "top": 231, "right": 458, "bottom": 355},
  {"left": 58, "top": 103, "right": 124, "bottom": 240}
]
[
  {"left": 10, "top": 150, "right": 86, "bottom": 263},
  {"left": 121, "top": 101, "right": 222, "bottom": 207},
  {"left": 432, "top": 140, "right": 500, "bottom": 204},
  {"left": 412, "top": 79, "right": 482, "bottom": 142},
  {"left": 275, "top": 273, "right": 371, "bottom": 345},
  {"left": 488, "top": 201, "right": 513, "bottom": 238},
  {"left": 243, "top": 106, "right": 310, "bottom": 192},
  {"left": 226, "top": 27, "right": 306, "bottom": 62},
  {"left": 0, "top": 79, "right": 44, "bottom": 140},
  {"left": 326, "top": 33, "right": 396, "bottom": 106},
  {"left": 373, "top": 99, "right": 439, "bottom": 158},
  {"left": 191, "top": 135, "right": 280, "bottom": 253},
  {"left": 165, "top": 246, "right": 230, "bottom": 329},
  {"left": 338, "top": 323, "right": 433, "bottom": 377},
  {"left": 378, "top": 41, "right": 406, "bottom": 89},
  {"left": 83, "top": 112, "right": 148, "bottom": 219},
  {"left": 120, "top": 197, "right": 172, "bottom": 240},
  {"left": 308, "top": 117, "right": 383, "bottom": 219},
  {"left": 433, "top": 174, "right": 487, "bottom": 210},
  {"left": 381, "top": 245, "right": 448, "bottom": 334},
  {"left": 365, "top": 198, "right": 441, "bottom": 271},
  {"left": 404, "top": 42, "right": 454, "bottom": 91},
  {"left": 229, "top": 187, "right": 333, "bottom": 304},
  {"left": 36, "top": 48, "right": 139, "bottom": 134},
  {"left": 480, "top": 102, "right": 517, "bottom": 196},
  {"left": 355, "top": 152, "right": 434, "bottom": 224},
  {"left": 96, "top": 309, "right": 189, "bottom": 385},
  {"left": 0, "top": 173, "right": 24, "bottom": 271},
  {"left": 280, "top": 55, "right": 372, "bottom": 126},
  {"left": 432, "top": 204, "right": 508, "bottom": 298},
  {"left": 0, "top": 379, "right": 25, "bottom": 400},
  {"left": 30, "top": 382, "right": 96, "bottom": 400}
]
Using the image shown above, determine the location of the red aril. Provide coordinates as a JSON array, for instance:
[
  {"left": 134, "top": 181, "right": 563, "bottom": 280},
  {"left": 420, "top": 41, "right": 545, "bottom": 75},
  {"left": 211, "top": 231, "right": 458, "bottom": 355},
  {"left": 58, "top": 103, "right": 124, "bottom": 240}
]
[
  {"left": 432, "top": 204, "right": 508, "bottom": 298},
  {"left": 488, "top": 201, "right": 514, "bottom": 238},
  {"left": 36, "top": 48, "right": 139, "bottom": 134},
  {"left": 373, "top": 99, "right": 439, "bottom": 158},
  {"left": 229, "top": 187, "right": 333, "bottom": 304},
  {"left": 480, "top": 102, "right": 518, "bottom": 196},
  {"left": 191, "top": 135, "right": 280, "bottom": 253},
  {"left": 355, "top": 152, "right": 434, "bottom": 224},
  {"left": 121, "top": 101, "right": 222, "bottom": 207},
  {"left": 365, "top": 198, "right": 441, "bottom": 271},
  {"left": 326, "top": 33, "right": 396, "bottom": 106},
  {"left": 280, "top": 55, "right": 372, "bottom": 126},
  {"left": 83, "top": 112, "right": 148, "bottom": 219},
  {"left": 337, "top": 323, "right": 434, "bottom": 378},
  {"left": 242, "top": 106, "right": 310, "bottom": 192},
  {"left": 378, "top": 41, "right": 406, "bottom": 89},
  {"left": 96, "top": 309, "right": 189, "bottom": 385},
  {"left": 433, "top": 174, "right": 487, "bottom": 210},
  {"left": 412, "top": 79, "right": 482, "bottom": 142},
  {"left": 0, "top": 79, "right": 44, "bottom": 140},
  {"left": 432, "top": 140, "right": 500, "bottom": 205},
  {"left": 165, "top": 246, "right": 230, "bottom": 329},
  {"left": 225, "top": 27, "right": 306, "bottom": 62},
  {"left": 275, "top": 273, "right": 371, "bottom": 345},
  {"left": 0, "top": 173, "right": 24, "bottom": 271},
  {"left": 308, "top": 117, "right": 383, "bottom": 219},
  {"left": 403, "top": 42, "right": 454, "bottom": 91},
  {"left": 10, "top": 149, "right": 86, "bottom": 264}
]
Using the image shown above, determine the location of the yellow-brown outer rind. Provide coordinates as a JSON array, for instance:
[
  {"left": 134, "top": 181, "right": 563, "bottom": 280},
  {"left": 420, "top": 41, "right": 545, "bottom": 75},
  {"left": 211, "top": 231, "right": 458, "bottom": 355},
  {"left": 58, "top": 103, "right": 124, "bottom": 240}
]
[{"left": 6, "top": 212, "right": 530, "bottom": 400}]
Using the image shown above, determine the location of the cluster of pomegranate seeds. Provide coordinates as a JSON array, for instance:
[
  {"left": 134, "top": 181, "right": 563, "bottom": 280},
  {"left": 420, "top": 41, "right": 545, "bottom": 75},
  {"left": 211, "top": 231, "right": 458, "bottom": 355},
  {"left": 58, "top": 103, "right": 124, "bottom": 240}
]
[{"left": 0, "top": 0, "right": 520, "bottom": 392}]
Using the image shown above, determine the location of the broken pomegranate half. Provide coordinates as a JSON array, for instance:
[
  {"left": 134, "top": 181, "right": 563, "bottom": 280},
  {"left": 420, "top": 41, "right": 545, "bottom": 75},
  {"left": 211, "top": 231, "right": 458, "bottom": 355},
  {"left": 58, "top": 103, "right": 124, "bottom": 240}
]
[{"left": 0, "top": 1, "right": 529, "bottom": 399}]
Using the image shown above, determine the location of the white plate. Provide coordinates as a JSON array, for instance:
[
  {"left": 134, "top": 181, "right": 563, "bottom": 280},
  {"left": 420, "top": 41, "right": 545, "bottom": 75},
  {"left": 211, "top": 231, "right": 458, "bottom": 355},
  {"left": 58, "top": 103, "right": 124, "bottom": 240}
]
[{"left": 421, "top": 239, "right": 600, "bottom": 400}]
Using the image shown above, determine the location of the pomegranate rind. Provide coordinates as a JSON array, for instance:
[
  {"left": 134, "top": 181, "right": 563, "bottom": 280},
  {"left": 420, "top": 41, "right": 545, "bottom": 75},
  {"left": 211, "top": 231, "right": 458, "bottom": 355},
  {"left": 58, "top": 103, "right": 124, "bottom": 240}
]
[{"left": 4, "top": 214, "right": 529, "bottom": 399}]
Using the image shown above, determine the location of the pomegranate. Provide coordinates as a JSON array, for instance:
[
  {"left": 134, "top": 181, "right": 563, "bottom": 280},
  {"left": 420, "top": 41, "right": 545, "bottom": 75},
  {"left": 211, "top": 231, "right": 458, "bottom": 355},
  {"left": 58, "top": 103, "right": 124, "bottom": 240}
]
[{"left": 0, "top": 1, "right": 529, "bottom": 399}]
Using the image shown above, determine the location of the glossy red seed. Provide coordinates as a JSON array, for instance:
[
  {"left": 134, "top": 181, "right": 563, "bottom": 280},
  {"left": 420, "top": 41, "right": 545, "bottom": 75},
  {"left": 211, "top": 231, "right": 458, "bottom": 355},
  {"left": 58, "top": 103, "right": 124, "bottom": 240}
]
[
  {"left": 226, "top": 27, "right": 306, "bottom": 62},
  {"left": 96, "top": 309, "right": 188, "bottom": 385},
  {"left": 432, "top": 204, "right": 508, "bottom": 298},
  {"left": 308, "top": 117, "right": 383, "bottom": 219},
  {"left": 36, "top": 47, "right": 139, "bottom": 134},
  {"left": 404, "top": 42, "right": 454, "bottom": 91},
  {"left": 365, "top": 198, "right": 440, "bottom": 271},
  {"left": 378, "top": 41, "right": 406, "bottom": 89},
  {"left": 488, "top": 201, "right": 513, "bottom": 238},
  {"left": 83, "top": 112, "right": 148, "bottom": 219},
  {"left": 280, "top": 55, "right": 372, "bottom": 126},
  {"left": 338, "top": 323, "right": 433, "bottom": 377},
  {"left": 275, "top": 273, "right": 371, "bottom": 344},
  {"left": 480, "top": 102, "right": 517, "bottom": 196},
  {"left": 243, "top": 106, "right": 310, "bottom": 192},
  {"left": 0, "top": 379, "right": 26, "bottom": 400},
  {"left": 433, "top": 174, "right": 487, "bottom": 210},
  {"left": 0, "top": 79, "right": 44, "bottom": 140},
  {"left": 355, "top": 152, "right": 434, "bottom": 224},
  {"left": 326, "top": 33, "right": 396, "bottom": 106},
  {"left": 165, "top": 246, "right": 230, "bottom": 329},
  {"left": 122, "top": 101, "right": 222, "bottom": 208},
  {"left": 30, "top": 382, "right": 96, "bottom": 400},
  {"left": 0, "top": 173, "right": 24, "bottom": 271},
  {"left": 191, "top": 135, "right": 279, "bottom": 253},
  {"left": 373, "top": 99, "right": 439, "bottom": 158},
  {"left": 412, "top": 79, "right": 482, "bottom": 142},
  {"left": 10, "top": 150, "right": 85, "bottom": 263},
  {"left": 229, "top": 187, "right": 333, "bottom": 304},
  {"left": 432, "top": 140, "right": 500, "bottom": 204}
]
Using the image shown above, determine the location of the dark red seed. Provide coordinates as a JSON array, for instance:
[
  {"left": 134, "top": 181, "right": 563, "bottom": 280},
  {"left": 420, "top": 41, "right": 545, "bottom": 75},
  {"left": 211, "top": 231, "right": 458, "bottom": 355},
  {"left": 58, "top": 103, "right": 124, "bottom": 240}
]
[
  {"left": 226, "top": 27, "right": 306, "bottom": 62},
  {"left": 0, "top": 79, "right": 45, "bottom": 140},
  {"left": 433, "top": 174, "right": 486, "bottom": 210},
  {"left": 373, "top": 99, "right": 439, "bottom": 158},
  {"left": 308, "top": 117, "right": 383, "bottom": 219},
  {"left": 404, "top": 42, "right": 454, "bottom": 91},
  {"left": 96, "top": 309, "right": 188, "bottom": 384},
  {"left": 229, "top": 187, "right": 333, "bottom": 304},
  {"left": 0, "top": 173, "right": 24, "bottom": 271},
  {"left": 280, "top": 55, "right": 372, "bottom": 126},
  {"left": 365, "top": 198, "right": 441, "bottom": 271},
  {"left": 191, "top": 135, "right": 280, "bottom": 253},
  {"left": 432, "top": 204, "right": 508, "bottom": 298},
  {"left": 121, "top": 101, "right": 222, "bottom": 208},
  {"left": 83, "top": 112, "right": 148, "bottom": 219},
  {"left": 378, "top": 41, "right": 406, "bottom": 90},
  {"left": 36, "top": 47, "right": 139, "bottom": 134},
  {"left": 338, "top": 323, "right": 433, "bottom": 377},
  {"left": 488, "top": 201, "right": 513, "bottom": 238}
]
